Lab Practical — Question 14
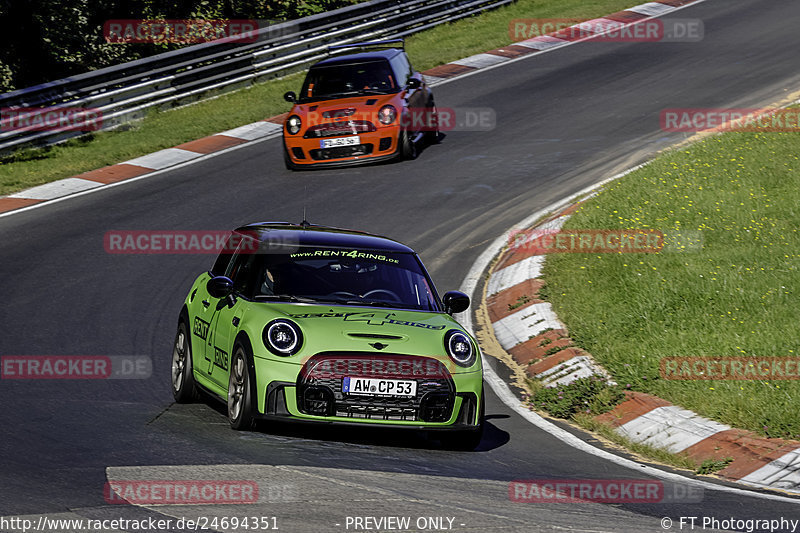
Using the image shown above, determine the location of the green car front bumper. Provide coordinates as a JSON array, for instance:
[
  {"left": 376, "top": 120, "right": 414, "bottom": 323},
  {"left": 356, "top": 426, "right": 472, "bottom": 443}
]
[{"left": 251, "top": 354, "right": 483, "bottom": 430}]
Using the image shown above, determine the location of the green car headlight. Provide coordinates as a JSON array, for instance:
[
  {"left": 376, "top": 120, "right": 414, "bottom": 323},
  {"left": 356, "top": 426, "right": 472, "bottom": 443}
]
[
  {"left": 444, "top": 329, "right": 474, "bottom": 367},
  {"left": 263, "top": 319, "right": 303, "bottom": 356}
]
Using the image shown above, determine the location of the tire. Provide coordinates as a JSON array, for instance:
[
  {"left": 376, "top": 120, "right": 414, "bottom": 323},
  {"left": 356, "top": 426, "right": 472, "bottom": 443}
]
[
  {"left": 425, "top": 99, "right": 440, "bottom": 145},
  {"left": 228, "top": 342, "right": 256, "bottom": 430},
  {"left": 400, "top": 130, "right": 418, "bottom": 160},
  {"left": 172, "top": 316, "right": 198, "bottom": 403}
]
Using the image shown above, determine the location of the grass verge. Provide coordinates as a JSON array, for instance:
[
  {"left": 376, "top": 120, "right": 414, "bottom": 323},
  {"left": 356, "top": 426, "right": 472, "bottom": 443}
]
[
  {"left": 544, "top": 129, "right": 800, "bottom": 439},
  {"left": 523, "top": 377, "right": 705, "bottom": 472},
  {"left": 1, "top": 0, "right": 635, "bottom": 195},
  {"left": 573, "top": 415, "right": 708, "bottom": 473}
]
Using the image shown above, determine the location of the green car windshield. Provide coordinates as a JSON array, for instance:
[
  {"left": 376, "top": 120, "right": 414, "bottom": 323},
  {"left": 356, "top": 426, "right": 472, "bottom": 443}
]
[{"left": 223, "top": 246, "right": 440, "bottom": 311}]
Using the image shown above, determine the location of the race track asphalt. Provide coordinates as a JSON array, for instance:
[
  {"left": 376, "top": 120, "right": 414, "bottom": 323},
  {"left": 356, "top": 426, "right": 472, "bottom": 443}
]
[{"left": 2, "top": 0, "right": 800, "bottom": 530}]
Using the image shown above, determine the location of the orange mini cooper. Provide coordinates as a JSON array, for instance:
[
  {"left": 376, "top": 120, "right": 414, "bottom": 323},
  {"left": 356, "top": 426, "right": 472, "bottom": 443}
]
[{"left": 282, "top": 40, "right": 438, "bottom": 170}]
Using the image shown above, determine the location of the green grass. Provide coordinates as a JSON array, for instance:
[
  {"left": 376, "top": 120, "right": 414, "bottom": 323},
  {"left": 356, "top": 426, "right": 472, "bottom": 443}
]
[
  {"left": 526, "top": 376, "right": 699, "bottom": 472},
  {"left": 508, "top": 294, "right": 532, "bottom": 311},
  {"left": 695, "top": 457, "right": 733, "bottom": 475},
  {"left": 528, "top": 376, "right": 625, "bottom": 418},
  {"left": 544, "top": 130, "right": 800, "bottom": 439},
  {"left": 0, "top": 0, "right": 635, "bottom": 195},
  {"left": 0, "top": 73, "right": 303, "bottom": 195},
  {"left": 403, "top": 0, "right": 636, "bottom": 72}
]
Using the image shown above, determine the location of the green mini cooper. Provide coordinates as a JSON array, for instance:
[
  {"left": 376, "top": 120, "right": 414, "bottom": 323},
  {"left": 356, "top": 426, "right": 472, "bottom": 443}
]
[{"left": 171, "top": 222, "right": 484, "bottom": 448}]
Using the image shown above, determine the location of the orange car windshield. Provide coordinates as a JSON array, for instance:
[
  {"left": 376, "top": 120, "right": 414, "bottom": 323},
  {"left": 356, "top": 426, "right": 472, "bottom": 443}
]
[{"left": 299, "top": 60, "right": 398, "bottom": 103}]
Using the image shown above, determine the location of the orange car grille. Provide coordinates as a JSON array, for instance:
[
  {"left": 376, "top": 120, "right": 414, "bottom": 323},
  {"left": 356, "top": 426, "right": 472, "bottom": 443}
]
[
  {"left": 304, "top": 120, "right": 377, "bottom": 138},
  {"left": 309, "top": 144, "right": 373, "bottom": 160}
]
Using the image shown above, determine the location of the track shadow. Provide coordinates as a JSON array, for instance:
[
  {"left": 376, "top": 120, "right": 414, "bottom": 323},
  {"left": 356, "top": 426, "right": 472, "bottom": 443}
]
[{"left": 197, "top": 394, "right": 509, "bottom": 452}]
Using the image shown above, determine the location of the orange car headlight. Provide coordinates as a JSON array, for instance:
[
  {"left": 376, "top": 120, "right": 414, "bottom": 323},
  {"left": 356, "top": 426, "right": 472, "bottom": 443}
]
[
  {"left": 286, "top": 115, "right": 302, "bottom": 135},
  {"left": 378, "top": 105, "right": 397, "bottom": 125}
]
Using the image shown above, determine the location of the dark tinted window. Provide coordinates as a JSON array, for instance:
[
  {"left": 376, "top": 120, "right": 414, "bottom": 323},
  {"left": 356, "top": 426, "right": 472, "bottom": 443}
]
[
  {"left": 210, "top": 232, "right": 239, "bottom": 276},
  {"left": 299, "top": 60, "right": 398, "bottom": 102},
  {"left": 389, "top": 53, "right": 412, "bottom": 86},
  {"left": 251, "top": 247, "right": 440, "bottom": 311},
  {"left": 224, "top": 237, "right": 260, "bottom": 297}
]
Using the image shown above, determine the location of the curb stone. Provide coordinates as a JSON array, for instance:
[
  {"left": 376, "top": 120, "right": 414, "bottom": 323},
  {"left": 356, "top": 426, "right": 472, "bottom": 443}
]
[{"left": 482, "top": 187, "right": 800, "bottom": 496}]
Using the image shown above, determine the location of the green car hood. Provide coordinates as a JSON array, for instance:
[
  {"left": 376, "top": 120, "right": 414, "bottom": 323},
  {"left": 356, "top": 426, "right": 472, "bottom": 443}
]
[{"left": 243, "top": 302, "right": 480, "bottom": 373}]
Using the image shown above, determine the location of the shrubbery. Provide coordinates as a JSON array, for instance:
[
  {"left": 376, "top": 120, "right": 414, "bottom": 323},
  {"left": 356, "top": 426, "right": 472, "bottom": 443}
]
[{"left": 0, "top": 0, "right": 363, "bottom": 93}]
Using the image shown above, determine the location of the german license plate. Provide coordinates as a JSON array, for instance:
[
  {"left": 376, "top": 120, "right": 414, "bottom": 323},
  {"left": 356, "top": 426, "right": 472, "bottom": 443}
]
[
  {"left": 342, "top": 377, "right": 417, "bottom": 397},
  {"left": 321, "top": 136, "right": 360, "bottom": 148}
]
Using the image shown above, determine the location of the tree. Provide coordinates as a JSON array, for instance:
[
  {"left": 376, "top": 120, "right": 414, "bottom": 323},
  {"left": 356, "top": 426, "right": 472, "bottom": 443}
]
[{"left": 0, "top": 0, "right": 362, "bottom": 94}]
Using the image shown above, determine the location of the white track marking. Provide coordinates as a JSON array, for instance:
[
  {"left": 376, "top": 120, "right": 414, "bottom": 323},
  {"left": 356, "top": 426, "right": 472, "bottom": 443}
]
[
  {"left": 616, "top": 406, "right": 731, "bottom": 453},
  {"left": 220, "top": 121, "right": 283, "bottom": 140},
  {"left": 486, "top": 256, "right": 545, "bottom": 297},
  {"left": 423, "top": 75, "right": 447, "bottom": 87},
  {"left": 534, "top": 355, "right": 610, "bottom": 386},
  {"left": 123, "top": 148, "right": 202, "bottom": 170},
  {"left": 628, "top": 2, "right": 678, "bottom": 16},
  {"left": 581, "top": 17, "right": 628, "bottom": 30},
  {"left": 493, "top": 302, "right": 562, "bottom": 350},
  {"left": 515, "top": 36, "right": 569, "bottom": 50},
  {"left": 0, "top": 131, "right": 282, "bottom": 219},
  {"left": 435, "top": 0, "right": 710, "bottom": 86},
  {"left": 741, "top": 450, "right": 800, "bottom": 491},
  {"left": 451, "top": 53, "right": 510, "bottom": 69},
  {"left": 7, "top": 178, "right": 102, "bottom": 200}
]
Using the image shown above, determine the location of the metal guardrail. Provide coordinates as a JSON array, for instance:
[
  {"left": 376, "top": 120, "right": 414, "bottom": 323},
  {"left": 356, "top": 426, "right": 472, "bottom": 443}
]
[{"left": 0, "top": 0, "right": 515, "bottom": 155}]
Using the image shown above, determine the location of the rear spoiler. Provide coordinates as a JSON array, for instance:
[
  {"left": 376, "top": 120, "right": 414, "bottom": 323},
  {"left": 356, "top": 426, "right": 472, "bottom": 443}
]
[{"left": 327, "top": 39, "right": 404, "bottom": 54}]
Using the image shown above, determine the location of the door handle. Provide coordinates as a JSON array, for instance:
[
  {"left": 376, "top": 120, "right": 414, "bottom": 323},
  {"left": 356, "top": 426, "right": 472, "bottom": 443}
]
[{"left": 202, "top": 300, "right": 210, "bottom": 308}]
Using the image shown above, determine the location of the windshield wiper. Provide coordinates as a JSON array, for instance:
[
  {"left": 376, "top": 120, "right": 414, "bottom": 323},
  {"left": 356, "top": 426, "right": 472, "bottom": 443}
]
[
  {"left": 314, "top": 89, "right": 389, "bottom": 99},
  {"left": 255, "top": 295, "right": 414, "bottom": 309},
  {"left": 318, "top": 91, "right": 361, "bottom": 98},
  {"left": 254, "top": 294, "right": 318, "bottom": 303},
  {"left": 338, "top": 299, "right": 410, "bottom": 309},
  {"left": 260, "top": 295, "right": 375, "bottom": 306}
]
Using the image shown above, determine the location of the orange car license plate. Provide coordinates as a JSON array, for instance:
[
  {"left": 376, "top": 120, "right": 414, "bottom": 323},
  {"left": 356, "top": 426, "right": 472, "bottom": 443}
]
[{"left": 321, "top": 136, "right": 360, "bottom": 148}]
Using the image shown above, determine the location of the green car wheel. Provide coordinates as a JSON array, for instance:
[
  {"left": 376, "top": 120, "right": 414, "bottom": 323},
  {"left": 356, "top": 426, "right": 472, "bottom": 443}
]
[
  {"left": 228, "top": 341, "right": 256, "bottom": 430},
  {"left": 172, "top": 315, "right": 198, "bottom": 403}
]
